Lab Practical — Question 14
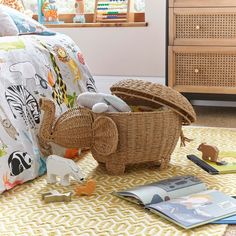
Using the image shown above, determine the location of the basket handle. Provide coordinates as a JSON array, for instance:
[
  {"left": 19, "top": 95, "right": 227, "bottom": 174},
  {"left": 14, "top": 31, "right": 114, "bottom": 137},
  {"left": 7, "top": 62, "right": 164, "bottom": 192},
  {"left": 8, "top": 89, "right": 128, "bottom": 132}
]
[{"left": 92, "top": 116, "right": 118, "bottom": 156}]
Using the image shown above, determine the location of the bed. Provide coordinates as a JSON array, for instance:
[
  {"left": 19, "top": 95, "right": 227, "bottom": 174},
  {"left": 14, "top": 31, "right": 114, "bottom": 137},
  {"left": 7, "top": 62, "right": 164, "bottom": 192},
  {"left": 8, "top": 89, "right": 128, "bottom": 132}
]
[{"left": 0, "top": 32, "right": 97, "bottom": 194}]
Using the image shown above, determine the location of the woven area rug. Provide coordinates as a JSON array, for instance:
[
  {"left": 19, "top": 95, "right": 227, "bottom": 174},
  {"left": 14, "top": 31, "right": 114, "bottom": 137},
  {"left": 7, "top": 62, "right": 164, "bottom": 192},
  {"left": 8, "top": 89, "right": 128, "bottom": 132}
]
[{"left": 1, "top": 126, "right": 236, "bottom": 236}]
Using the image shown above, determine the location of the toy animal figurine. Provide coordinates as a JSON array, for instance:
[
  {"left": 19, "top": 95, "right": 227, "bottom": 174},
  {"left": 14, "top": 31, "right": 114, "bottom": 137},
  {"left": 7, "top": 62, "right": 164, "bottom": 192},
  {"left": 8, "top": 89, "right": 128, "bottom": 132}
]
[
  {"left": 42, "top": 190, "right": 72, "bottom": 203},
  {"left": 38, "top": 98, "right": 118, "bottom": 157},
  {"left": 42, "top": 0, "right": 59, "bottom": 23},
  {"left": 75, "top": 179, "right": 96, "bottom": 196},
  {"left": 73, "top": 0, "right": 86, "bottom": 23},
  {"left": 197, "top": 143, "right": 219, "bottom": 162},
  {"left": 46, "top": 155, "right": 84, "bottom": 186}
]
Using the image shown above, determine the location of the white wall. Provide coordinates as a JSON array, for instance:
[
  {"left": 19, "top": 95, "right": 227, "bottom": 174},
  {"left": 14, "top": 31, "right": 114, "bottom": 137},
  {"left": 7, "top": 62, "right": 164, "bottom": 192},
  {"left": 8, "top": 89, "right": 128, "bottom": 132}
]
[{"left": 52, "top": 0, "right": 166, "bottom": 77}]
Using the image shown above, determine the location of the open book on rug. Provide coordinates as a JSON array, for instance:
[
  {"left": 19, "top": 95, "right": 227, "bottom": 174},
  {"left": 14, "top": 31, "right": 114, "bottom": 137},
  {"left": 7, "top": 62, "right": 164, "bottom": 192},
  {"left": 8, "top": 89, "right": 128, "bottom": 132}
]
[{"left": 113, "top": 175, "right": 236, "bottom": 229}]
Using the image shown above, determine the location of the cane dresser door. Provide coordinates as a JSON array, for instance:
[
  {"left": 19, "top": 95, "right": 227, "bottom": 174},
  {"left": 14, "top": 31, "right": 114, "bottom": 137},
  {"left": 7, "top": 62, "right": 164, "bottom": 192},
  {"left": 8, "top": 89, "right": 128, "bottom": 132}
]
[
  {"left": 168, "top": 46, "right": 236, "bottom": 94},
  {"left": 169, "top": 8, "right": 236, "bottom": 46}
]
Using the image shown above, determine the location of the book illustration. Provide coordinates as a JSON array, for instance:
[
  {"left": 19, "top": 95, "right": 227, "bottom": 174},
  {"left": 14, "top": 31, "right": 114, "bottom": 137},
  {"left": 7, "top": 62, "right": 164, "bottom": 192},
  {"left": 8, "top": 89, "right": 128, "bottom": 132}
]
[
  {"left": 147, "top": 190, "right": 236, "bottom": 229},
  {"left": 187, "top": 152, "right": 236, "bottom": 174},
  {"left": 116, "top": 175, "right": 207, "bottom": 205},
  {"left": 148, "top": 175, "right": 202, "bottom": 192},
  {"left": 150, "top": 192, "right": 214, "bottom": 226}
]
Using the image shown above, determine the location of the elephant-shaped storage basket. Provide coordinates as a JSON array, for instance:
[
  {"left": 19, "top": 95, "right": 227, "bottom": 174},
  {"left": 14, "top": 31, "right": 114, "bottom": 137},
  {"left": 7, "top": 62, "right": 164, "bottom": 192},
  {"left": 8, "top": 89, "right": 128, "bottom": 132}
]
[{"left": 38, "top": 79, "right": 196, "bottom": 175}]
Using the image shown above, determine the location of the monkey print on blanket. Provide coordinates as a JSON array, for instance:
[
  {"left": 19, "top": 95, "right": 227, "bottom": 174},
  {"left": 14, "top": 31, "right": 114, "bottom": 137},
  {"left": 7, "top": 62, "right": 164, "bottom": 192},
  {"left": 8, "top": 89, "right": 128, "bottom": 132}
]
[
  {"left": 5, "top": 85, "right": 40, "bottom": 129},
  {"left": 0, "top": 105, "right": 19, "bottom": 140}
]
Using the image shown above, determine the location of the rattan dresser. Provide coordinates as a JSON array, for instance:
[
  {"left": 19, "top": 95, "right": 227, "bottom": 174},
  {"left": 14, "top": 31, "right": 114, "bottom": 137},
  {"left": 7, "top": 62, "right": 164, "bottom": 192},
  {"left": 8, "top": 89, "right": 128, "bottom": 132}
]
[{"left": 168, "top": 0, "right": 236, "bottom": 95}]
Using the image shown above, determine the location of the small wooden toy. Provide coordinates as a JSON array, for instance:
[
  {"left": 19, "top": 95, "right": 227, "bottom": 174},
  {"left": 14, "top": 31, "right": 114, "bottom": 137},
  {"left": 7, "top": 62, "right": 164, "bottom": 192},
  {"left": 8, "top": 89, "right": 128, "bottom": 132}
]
[
  {"left": 94, "top": 0, "right": 134, "bottom": 23},
  {"left": 46, "top": 155, "right": 84, "bottom": 186},
  {"left": 42, "top": 0, "right": 59, "bottom": 23},
  {"left": 197, "top": 143, "right": 219, "bottom": 162},
  {"left": 75, "top": 179, "right": 96, "bottom": 196},
  {"left": 73, "top": 0, "right": 86, "bottom": 23},
  {"left": 42, "top": 190, "right": 72, "bottom": 203}
]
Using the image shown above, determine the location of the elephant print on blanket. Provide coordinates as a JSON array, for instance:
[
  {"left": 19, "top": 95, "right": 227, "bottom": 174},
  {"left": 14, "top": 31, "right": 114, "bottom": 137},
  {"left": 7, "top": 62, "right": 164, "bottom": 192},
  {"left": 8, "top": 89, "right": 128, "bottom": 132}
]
[
  {"left": 9, "top": 61, "right": 48, "bottom": 93},
  {"left": 5, "top": 85, "right": 40, "bottom": 129}
]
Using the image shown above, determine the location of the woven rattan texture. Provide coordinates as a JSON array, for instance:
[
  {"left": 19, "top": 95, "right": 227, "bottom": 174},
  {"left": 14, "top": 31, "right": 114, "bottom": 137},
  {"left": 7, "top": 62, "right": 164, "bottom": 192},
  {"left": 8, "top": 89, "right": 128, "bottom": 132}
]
[
  {"left": 39, "top": 99, "right": 94, "bottom": 148},
  {"left": 92, "top": 110, "right": 182, "bottom": 174},
  {"left": 176, "top": 14, "right": 236, "bottom": 39},
  {"left": 110, "top": 79, "right": 196, "bottom": 125},
  {"left": 1, "top": 126, "right": 236, "bottom": 235},
  {"left": 176, "top": 53, "right": 236, "bottom": 87},
  {"left": 38, "top": 99, "right": 118, "bottom": 157}
]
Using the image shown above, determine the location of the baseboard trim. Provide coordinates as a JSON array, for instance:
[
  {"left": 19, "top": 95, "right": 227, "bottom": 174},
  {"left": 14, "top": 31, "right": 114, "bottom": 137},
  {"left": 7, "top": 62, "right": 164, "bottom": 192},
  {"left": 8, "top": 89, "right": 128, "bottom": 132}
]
[{"left": 191, "top": 100, "right": 236, "bottom": 107}]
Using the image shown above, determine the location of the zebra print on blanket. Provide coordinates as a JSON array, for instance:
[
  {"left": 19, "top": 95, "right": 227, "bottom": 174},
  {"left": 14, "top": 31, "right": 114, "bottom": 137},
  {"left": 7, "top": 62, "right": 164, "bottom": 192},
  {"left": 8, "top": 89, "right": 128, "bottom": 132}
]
[{"left": 5, "top": 85, "right": 40, "bottom": 129}]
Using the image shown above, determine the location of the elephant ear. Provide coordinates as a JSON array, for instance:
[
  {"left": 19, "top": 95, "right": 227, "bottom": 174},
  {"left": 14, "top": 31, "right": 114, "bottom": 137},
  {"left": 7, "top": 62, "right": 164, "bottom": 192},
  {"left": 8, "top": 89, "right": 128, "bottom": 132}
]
[{"left": 92, "top": 116, "right": 118, "bottom": 156}]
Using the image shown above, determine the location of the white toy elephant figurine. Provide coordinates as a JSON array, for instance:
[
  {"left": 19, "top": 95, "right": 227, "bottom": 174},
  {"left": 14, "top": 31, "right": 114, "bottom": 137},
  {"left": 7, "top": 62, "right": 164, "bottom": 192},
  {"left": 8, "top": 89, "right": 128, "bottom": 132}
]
[{"left": 46, "top": 155, "right": 84, "bottom": 186}]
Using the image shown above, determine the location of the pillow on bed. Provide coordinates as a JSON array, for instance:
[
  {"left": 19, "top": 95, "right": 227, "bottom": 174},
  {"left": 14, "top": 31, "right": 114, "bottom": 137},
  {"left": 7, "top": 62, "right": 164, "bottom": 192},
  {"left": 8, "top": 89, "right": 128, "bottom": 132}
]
[
  {"left": 0, "top": 5, "right": 56, "bottom": 36},
  {"left": 0, "top": 8, "right": 19, "bottom": 36}
]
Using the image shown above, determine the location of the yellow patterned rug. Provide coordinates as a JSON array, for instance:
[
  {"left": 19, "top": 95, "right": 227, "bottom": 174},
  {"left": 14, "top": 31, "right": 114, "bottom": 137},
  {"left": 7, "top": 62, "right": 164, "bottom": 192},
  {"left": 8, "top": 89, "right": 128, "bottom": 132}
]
[{"left": 1, "top": 126, "right": 236, "bottom": 236}]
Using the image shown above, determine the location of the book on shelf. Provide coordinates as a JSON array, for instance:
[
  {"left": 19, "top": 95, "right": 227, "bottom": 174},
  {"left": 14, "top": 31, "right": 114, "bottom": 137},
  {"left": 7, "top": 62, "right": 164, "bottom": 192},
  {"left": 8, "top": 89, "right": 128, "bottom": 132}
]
[
  {"left": 113, "top": 175, "right": 236, "bottom": 229},
  {"left": 187, "top": 152, "right": 236, "bottom": 174}
]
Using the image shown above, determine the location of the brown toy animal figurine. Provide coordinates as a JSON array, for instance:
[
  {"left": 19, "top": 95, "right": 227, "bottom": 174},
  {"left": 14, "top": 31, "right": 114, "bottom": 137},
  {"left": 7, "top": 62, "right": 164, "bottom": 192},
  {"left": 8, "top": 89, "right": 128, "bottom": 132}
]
[
  {"left": 197, "top": 143, "right": 219, "bottom": 162},
  {"left": 38, "top": 98, "right": 118, "bottom": 157}
]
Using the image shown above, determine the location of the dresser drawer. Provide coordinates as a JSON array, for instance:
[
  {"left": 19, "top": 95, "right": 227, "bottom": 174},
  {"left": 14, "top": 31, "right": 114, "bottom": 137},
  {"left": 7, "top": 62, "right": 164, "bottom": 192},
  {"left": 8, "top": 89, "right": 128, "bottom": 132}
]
[
  {"left": 168, "top": 46, "right": 236, "bottom": 94},
  {"left": 169, "top": 8, "right": 236, "bottom": 46},
  {"left": 169, "top": 0, "right": 236, "bottom": 8}
]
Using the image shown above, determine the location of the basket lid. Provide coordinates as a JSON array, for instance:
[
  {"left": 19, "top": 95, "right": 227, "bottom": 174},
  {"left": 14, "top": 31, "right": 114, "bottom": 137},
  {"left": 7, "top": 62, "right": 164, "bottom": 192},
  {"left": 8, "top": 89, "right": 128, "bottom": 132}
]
[{"left": 110, "top": 79, "right": 196, "bottom": 125}]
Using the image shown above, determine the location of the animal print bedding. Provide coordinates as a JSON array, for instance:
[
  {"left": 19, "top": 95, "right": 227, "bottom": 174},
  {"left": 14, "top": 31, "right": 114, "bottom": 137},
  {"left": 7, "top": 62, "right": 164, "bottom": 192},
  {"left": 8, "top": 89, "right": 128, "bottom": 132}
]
[{"left": 0, "top": 33, "right": 97, "bottom": 193}]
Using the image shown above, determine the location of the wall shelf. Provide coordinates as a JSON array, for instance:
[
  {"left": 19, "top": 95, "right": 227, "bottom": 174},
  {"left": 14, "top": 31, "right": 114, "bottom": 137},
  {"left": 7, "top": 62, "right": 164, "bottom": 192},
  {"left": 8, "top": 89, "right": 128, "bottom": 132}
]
[{"left": 44, "top": 22, "right": 148, "bottom": 28}]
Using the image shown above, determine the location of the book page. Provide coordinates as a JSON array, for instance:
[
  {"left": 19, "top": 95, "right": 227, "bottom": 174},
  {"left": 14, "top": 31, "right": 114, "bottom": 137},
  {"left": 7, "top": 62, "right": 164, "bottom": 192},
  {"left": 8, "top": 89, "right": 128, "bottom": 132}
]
[
  {"left": 147, "top": 190, "right": 236, "bottom": 229},
  {"left": 116, "top": 175, "right": 207, "bottom": 205}
]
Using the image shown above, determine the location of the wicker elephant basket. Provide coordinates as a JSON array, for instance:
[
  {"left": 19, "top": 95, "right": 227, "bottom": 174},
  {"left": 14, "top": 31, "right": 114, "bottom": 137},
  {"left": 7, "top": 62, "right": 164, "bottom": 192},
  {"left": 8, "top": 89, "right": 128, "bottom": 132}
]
[
  {"left": 38, "top": 79, "right": 196, "bottom": 175},
  {"left": 91, "top": 79, "right": 196, "bottom": 174}
]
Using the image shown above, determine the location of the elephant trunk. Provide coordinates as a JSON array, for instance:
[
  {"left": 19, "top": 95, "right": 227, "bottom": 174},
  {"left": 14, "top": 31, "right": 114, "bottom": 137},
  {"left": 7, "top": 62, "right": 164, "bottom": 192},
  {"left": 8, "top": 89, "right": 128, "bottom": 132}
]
[{"left": 38, "top": 98, "right": 56, "bottom": 143}]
